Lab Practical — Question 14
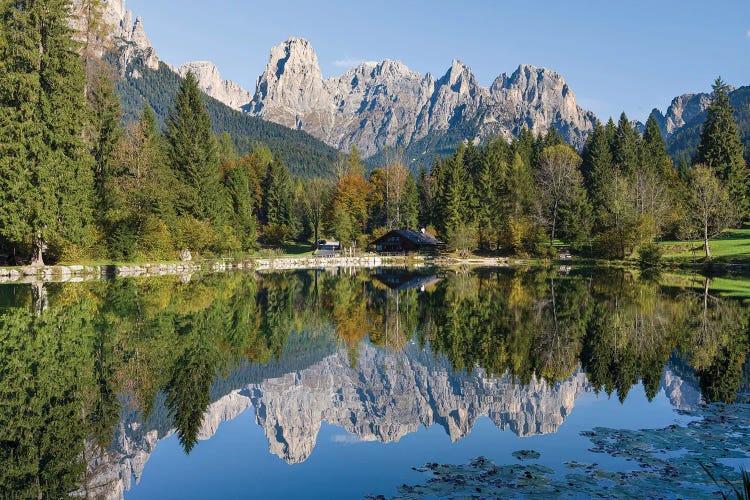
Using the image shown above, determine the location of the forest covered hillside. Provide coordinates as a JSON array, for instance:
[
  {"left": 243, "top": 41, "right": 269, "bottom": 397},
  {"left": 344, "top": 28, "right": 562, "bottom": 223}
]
[{"left": 116, "top": 60, "right": 341, "bottom": 178}]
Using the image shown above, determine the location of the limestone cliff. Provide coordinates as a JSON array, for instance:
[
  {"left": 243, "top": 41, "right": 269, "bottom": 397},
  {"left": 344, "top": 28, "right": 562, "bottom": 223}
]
[{"left": 248, "top": 38, "right": 597, "bottom": 156}]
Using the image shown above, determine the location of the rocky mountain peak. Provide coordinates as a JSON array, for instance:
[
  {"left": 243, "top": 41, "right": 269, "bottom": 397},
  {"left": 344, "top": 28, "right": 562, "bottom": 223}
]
[
  {"left": 71, "top": 0, "right": 159, "bottom": 74},
  {"left": 443, "top": 59, "right": 477, "bottom": 95},
  {"left": 130, "top": 16, "right": 151, "bottom": 49},
  {"left": 247, "top": 38, "right": 597, "bottom": 156},
  {"left": 659, "top": 92, "right": 712, "bottom": 137},
  {"left": 178, "top": 61, "right": 253, "bottom": 110},
  {"left": 248, "top": 37, "right": 330, "bottom": 127}
]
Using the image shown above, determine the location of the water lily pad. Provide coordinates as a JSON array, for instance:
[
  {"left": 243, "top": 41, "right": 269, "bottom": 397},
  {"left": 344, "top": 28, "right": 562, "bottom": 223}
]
[
  {"left": 376, "top": 403, "right": 750, "bottom": 499},
  {"left": 512, "top": 449, "right": 541, "bottom": 461}
]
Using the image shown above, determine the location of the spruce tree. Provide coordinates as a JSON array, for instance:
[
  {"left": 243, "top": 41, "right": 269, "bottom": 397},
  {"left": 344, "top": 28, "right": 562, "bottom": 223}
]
[
  {"left": 400, "top": 171, "right": 419, "bottom": 231},
  {"left": 474, "top": 145, "right": 503, "bottom": 250},
  {"left": 0, "top": 0, "right": 96, "bottom": 264},
  {"left": 417, "top": 163, "right": 436, "bottom": 228},
  {"left": 581, "top": 121, "right": 614, "bottom": 197},
  {"left": 613, "top": 113, "right": 640, "bottom": 174},
  {"left": 641, "top": 113, "right": 670, "bottom": 175},
  {"left": 88, "top": 63, "right": 122, "bottom": 209},
  {"left": 260, "top": 157, "right": 296, "bottom": 241},
  {"left": 694, "top": 78, "right": 749, "bottom": 218},
  {"left": 166, "top": 71, "right": 225, "bottom": 224},
  {"left": 436, "top": 144, "right": 469, "bottom": 237}
]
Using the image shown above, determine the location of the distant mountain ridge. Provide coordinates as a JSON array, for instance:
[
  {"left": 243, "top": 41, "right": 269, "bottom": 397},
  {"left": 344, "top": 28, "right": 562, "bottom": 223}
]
[
  {"left": 80, "top": 0, "right": 749, "bottom": 169},
  {"left": 75, "top": 0, "right": 340, "bottom": 177},
  {"left": 245, "top": 37, "right": 597, "bottom": 159}
]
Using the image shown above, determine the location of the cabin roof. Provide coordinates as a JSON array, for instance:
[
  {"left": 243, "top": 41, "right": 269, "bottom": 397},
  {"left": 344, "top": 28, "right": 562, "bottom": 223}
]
[{"left": 372, "top": 229, "right": 441, "bottom": 246}]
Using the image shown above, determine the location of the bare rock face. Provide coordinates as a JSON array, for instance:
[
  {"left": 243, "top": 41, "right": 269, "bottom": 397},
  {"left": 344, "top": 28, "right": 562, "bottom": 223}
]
[
  {"left": 248, "top": 38, "right": 597, "bottom": 157},
  {"left": 485, "top": 64, "right": 595, "bottom": 146},
  {"left": 71, "top": 0, "right": 159, "bottom": 74},
  {"left": 659, "top": 93, "right": 712, "bottom": 136},
  {"left": 178, "top": 61, "right": 253, "bottom": 110}
]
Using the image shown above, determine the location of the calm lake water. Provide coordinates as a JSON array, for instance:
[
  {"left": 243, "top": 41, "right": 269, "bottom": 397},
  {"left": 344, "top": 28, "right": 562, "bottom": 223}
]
[{"left": 1, "top": 268, "right": 749, "bottom": 498}]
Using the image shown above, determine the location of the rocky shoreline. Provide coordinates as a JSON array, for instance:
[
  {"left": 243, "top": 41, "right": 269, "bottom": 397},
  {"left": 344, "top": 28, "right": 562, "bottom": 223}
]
[{"left": 0, "top": 255, "right": 513, "bottom": 284}]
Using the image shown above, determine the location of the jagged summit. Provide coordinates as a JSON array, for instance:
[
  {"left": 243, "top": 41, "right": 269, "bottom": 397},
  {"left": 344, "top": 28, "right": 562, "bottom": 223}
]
[
  {"left": 177, "top": 61, "right": 253, "bottom": 111},
  {"left": 247, "top": 37, "right": 597, "bottom": 157}
]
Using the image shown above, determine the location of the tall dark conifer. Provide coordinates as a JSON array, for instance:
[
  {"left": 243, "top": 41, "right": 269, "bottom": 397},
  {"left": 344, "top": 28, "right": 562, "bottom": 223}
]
[
  {"left": 88, "top": 63, "right": 122, "bottom": 209},
  {"left": 261, "top": 157, "right": 296, "bottom": 230},
  {"left": 0, "top": 0, "right": 96, "bottom": 264},
  {"left": 641, "top": 113, "right": 670, "bottom": 175},
  {"left": 694, "top": 77, "right": 749, "bottom": 218},
  {"left": 613, "top": 113, "right": 640, "bottom": 174},
  {"left": 166, "top": 71, "right": 225, "bottom": 223}
]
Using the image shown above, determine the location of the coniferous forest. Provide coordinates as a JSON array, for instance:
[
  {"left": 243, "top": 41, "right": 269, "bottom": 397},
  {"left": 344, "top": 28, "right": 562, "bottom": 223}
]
[{"left": 0, "top": 1, "right": 748, "bottom": 267}]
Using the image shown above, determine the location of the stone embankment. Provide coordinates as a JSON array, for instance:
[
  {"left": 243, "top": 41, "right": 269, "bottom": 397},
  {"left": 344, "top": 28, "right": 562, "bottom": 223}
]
[
  {"left": 0, "top": 255, "right": 515, "bottom": 284},
  {"left": 0, "top": 255, "right": 414, "bottom": 283}
]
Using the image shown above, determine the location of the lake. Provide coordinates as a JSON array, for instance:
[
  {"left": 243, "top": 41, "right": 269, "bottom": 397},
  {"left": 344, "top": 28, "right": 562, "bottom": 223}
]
[{"left": 1, "top": 267, "right": 748, "bottom": 498}]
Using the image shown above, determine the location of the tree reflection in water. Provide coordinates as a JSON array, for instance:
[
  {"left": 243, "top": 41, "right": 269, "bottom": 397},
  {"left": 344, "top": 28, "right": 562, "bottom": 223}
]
[{"left": 0, "top": 268, "right": 747, "bottom": 496}]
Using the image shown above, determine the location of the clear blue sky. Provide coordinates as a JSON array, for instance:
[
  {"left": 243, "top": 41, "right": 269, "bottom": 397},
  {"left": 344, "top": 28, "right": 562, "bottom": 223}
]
[{"left": 126, "top": 0, "right": 750, "bottom": 122}]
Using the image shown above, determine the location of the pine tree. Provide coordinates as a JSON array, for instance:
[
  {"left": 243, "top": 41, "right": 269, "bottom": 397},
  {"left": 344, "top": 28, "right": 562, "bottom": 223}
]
[
  {"left": 581, "top": 121, "right": 615, "bottom": 201},
  {"left": 223, "top": 162, "right": 257, "bottom": 251},
  {"left": 474, "top": 144, "right": 504, "bottom": 250},
  {"left": 641, "top": 113, "right": 670, "bottom": 175},
  {"left": 88, "top": 63, "right": 122, "bottom": 209},
  {"left": 217, "top": 131, "right": 236, "bottom": 165},
  {"left": 346, "top": 145, "right": 365, "bottom": 177},
  {"left": 0, "top": 0, "right": 96, "bottom": 265},
  {"left": 260, "top": 157, "right": 296, "bottom": 242},
  {"left": 613, "top": 113, "right": 640, "bottom": 175},
  {"left": 694, "top": 77, "right": 749, "bottom": 218},
  {"left": 417, "top": 163, "right": 436, "bottom": 229},
  {"left": 166, "top": 71, "right": 225, "bottom": 224},
  {"left": 400, "top": 171, "right": 419, "bottom": 231},
  {"left": 107, "top": 103, "right": 177, "bottom": 259},
  {"left": 436, "top": 144, "right": 469, "bottom": 237}
]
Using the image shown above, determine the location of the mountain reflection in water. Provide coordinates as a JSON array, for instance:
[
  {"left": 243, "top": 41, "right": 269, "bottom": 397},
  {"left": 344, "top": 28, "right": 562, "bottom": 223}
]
[{"left": 0, "top": 268, "right": 747, "bottom": 498}]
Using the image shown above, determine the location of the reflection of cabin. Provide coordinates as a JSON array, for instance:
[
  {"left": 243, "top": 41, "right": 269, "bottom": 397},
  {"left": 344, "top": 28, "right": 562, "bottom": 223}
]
[
  {"left": 373, "top": 270, "right": 443, "bottom": 291},
  {"left": 371, "top": 230, "right": 441, "bottom": 254}
]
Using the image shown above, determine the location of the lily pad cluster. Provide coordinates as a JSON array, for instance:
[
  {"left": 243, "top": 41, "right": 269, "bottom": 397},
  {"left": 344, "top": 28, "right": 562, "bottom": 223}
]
[{"left": 375, "top": 402, "right": 750, "bottom": 499}]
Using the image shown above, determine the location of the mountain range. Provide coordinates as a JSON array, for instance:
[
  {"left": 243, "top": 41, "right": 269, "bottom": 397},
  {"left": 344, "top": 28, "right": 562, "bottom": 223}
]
[
  {"left": 79, "top": 0, "right": 750, "bottom": 172},
  {"left": 77, "top": 338, "right": 702, "bottom": 500}
]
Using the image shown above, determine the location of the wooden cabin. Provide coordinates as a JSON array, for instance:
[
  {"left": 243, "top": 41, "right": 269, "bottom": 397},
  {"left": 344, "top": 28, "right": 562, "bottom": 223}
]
[{"left": 371, "top": 229, "right": 441, "bottom": 254}]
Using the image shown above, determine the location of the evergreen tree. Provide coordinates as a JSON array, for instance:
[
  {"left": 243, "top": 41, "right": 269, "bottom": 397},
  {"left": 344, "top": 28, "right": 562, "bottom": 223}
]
[
  {"left": 694, "top": 77, "right": 749, "bottom": 218},
  {"left": 345, "top": 145, "right": 365, "bottom": 177},
  {"left": 260, "top": 157, "right": 296, "bottom": 243},
  {"left": 88, "top": 63, "right": 122, "bottom": 209},
  {"left": 436, "top": 144, "right": 470, "bottom": 237},
  {"left": 166, "top": 71, "right": 225, "bottom": 224},
  {"left": 223, "top": 160, "right": 258, "bottom": 251},
  {"left": 107, "top": 103, "right": 177, "bottom": 259},
  {"left": 217, "top": 131, "right": 237, "bottom": 165},
  {"left": 417, "top": 163, "right": 436, "bottom": 229},
  {"left": 0, "top": 0, "right": 96, "bottom": 265},
  {"left": 474, "top": 144, "right": 504, "bottom": 250},
  {"left": 641, "top": 113, "right": 670, "bottom": 175},
  {"left": 581, "top": 121, "right": 615, "bottom": 205},
  {"left": 400, "top": 171, "right": 419, "bottom": 230},
  {"left": 613, "top": 113, "right": 640, "bottom": 174}
]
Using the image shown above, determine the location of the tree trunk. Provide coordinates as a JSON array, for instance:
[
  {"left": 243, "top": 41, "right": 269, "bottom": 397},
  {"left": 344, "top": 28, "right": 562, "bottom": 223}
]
[
  {"left": 550, "top": 201, "right": 558, "bottom": 247},
  {"left": 31, "top": 232, "right": 47, "bottom": 267},
  {"left": 704, "top": 221, "right": 711, "bottom": 259}
]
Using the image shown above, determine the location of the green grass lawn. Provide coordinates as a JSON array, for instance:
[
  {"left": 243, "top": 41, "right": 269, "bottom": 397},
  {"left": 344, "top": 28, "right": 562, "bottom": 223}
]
[
  {"left": 660, "top": 224, "right": 750, "bottom": 266},
  {"left": 277, "top": 242, "right": 315, "bottom": 258}
]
